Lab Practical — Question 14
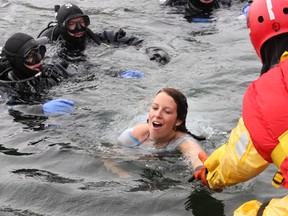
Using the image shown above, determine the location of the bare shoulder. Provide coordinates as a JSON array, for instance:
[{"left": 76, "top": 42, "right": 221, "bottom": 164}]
[{"left": 130, "top": 123, "right": 149, "bottom": 140}]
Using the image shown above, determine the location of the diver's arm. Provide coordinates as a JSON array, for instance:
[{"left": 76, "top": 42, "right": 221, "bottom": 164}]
[
  {"left": 85, "top": 28, "right": 102, "bottom": 45},
  {"left": 8, "top": 104, "right": 44, "bottom": 116},
  {"left": 145, "top": 46, "right": 170, "bottom": 65},
  {"left": 96, "top": 29, "right": 144, "bottom": 46},
  {"left": 8, "top": 99, "right": 74, "bottom": 116},
  {"left": 204, "top": 117, "right": 269, "bottom": 190},
  {"left": 93, "top": 28, "right": 170, "bottom": 64}
]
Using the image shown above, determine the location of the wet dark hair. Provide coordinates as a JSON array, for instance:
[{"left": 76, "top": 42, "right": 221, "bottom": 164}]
[{"left": 156, "top": 87, "right": 205, "bottom": 141}]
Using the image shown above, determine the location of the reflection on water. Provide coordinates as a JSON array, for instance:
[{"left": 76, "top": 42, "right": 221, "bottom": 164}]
[
  {"left": 185, "top": 188, "right": 225, "bottom": 216},
  {"left": 130, "top": 167, "right": 181, "bottom": 192},
  {"left": 9, "top": 109, "right": 49, "bottom": 131},
  {"left": 11, "top": 169, "right": 82, "bottom": 184},
  {"left": 0, "top": 144, "right": 32, "bottom": 156},
  {"left": 0, "top": 207, "right": 45, "bottom": 216}
]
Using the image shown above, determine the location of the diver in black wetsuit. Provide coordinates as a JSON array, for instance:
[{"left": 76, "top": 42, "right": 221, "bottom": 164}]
[
  {"left": 162, "top": 0, "right": 231, "bottom": 22},
  {"left": 0, "top": 32, "right": 74, "bottom": 117},
  {"left": 38, "top": 3, "right": 170, "bottom": 65}
]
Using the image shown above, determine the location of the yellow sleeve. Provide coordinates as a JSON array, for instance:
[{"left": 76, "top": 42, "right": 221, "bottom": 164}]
[
  {"left": 234, "top": 195, "right": 288, "bottom": 216},
  {"left": 204, "top": 117, "right": 269, "bottom": 190},
  {"left": 234, "top": 200, "right": 262, "bottom": 216}
]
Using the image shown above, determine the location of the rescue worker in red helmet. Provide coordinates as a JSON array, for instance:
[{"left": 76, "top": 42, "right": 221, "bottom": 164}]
[{"left": 191, "top": 0, "right": 288, "bottom": 214}]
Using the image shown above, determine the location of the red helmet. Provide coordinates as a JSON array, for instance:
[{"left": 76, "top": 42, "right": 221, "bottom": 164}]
[{"left": 247, "top": 0, "right": 288, "bottom": 61}]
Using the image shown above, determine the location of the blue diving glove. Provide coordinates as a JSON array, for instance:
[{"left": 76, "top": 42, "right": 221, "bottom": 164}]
[
  {"left": 43, "top": 99, "right": 75, "bottom": 116},
  {"left": 120, "top": 70, "right": 144, "bottom": 78}
]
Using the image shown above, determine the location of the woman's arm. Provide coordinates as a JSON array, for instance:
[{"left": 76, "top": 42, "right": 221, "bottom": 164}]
[{"left": 178, "top": 139, "right": 206, "bottom": 171}]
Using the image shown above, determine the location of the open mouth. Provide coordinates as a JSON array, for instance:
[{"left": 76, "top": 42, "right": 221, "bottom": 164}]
[{"left": 152, "top": 121, "right": 163, "bottom": 128}]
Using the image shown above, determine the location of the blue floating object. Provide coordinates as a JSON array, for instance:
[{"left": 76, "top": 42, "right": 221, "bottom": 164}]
[
  {"left": 191, "top": 18, "right": 214, "bottom": 23},
  {"left": 242, "top": 4, "right": 251, "bottom": 16},
  {"left": 121, "top": 70, "right": 144, "bottom": 78},
  {"left": 43, "top": 99, "right": 75, "bottom": 116}
]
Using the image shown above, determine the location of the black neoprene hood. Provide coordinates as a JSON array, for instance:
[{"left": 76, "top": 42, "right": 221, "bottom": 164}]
[
  {"left": 4, "top": 33, "right": 37, "bottom": 57},
  {"left": 3, "top": 33, "right": 41, "bottom": 79},
  {"left": 56, "top": 3, "right": 85, "bottom": 25}
]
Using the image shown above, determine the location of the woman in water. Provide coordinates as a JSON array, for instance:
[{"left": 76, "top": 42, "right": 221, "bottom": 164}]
[{"left": 117, "top": 87, "right": 207, "bottom": 171}]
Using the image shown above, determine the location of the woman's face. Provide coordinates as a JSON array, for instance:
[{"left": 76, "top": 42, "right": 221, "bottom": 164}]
[{"left": 148, "top": 92, "right": 181, "bottom": 140}]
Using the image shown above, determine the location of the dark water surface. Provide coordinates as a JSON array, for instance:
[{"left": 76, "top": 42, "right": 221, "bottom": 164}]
[{"left": 0, "top": 0, "right": 286, "bottom": 216}]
